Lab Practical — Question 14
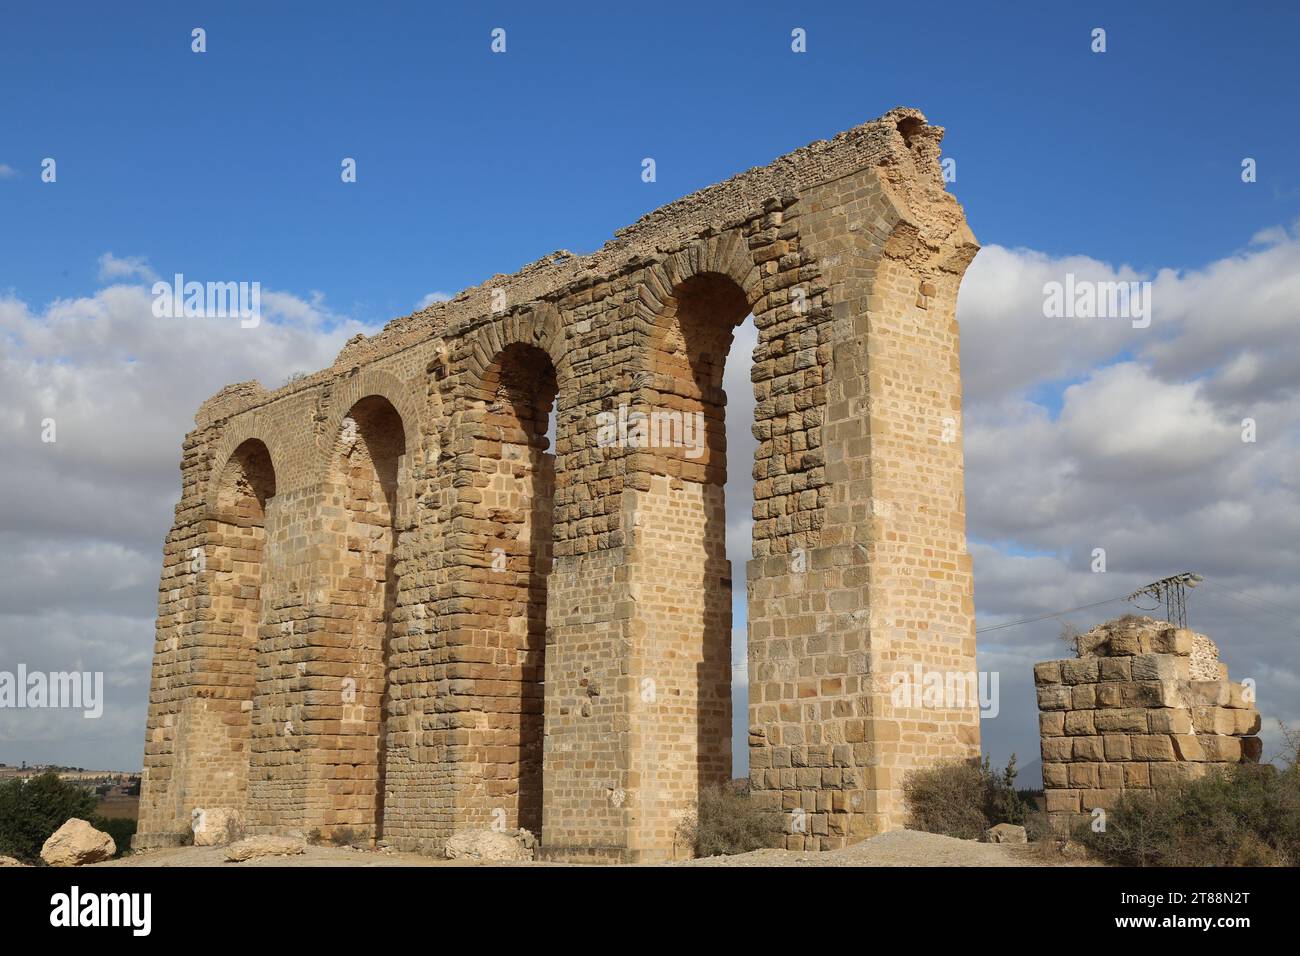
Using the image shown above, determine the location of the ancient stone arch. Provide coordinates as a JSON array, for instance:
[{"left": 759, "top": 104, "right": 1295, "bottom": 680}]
[{"left": 138, "top": 107, "right": 982, "bottom": 861}]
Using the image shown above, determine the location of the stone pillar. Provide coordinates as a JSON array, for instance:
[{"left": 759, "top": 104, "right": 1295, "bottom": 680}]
[
  {"left": 1036, "top": 616, "right": 1263, "bottom": 834},
  {"left": 748, "top": 128, "right": 980, "bottom": 847}
]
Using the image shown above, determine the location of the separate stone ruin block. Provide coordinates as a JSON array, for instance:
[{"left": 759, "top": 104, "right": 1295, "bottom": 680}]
[{"left": 1036, "top": 616, "right": 1261, "bottom": 835}]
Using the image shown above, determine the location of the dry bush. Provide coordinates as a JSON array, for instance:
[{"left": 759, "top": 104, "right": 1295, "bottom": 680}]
[
  {"left": 903, "top": 755, "right": 1032, "bottom": 840},
  {"left": 678, "top": 782, "right": 784, "bottom": 857},
  {"left": 1076, "top": 725, "right": 1300, "bottom": 866}
]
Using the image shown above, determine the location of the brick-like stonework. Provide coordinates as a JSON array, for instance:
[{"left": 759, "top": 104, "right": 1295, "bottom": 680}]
[
  {"left": 136, "top": 107, "right": 981, "bottom": 861},
  {"left": 1036, "top": 616, "right": 1263, "bottom": 834}
]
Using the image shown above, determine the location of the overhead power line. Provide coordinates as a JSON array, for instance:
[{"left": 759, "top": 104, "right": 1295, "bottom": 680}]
[
  {"left": 975, "top": 595, "right": 1129, "bottom": 634},
  {"left": 975, "top": 572, "right": 1298, "bottom": 636}
]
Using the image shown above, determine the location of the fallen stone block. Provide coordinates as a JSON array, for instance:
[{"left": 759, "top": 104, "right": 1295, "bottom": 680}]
[
  {"left": 444, "top": 828, "right": 536, "bottom": 862},
  {"left": 982, "top": 823, "right": 1026, "bottom": 844},
  {"left": 225, "top": 835, "right": 307, "bottom": 862},
  {"left": 40, "top": 818, "right": 116, "bottom": 867},
  {"left": 192, "top": 807, "right": 244, "bottom": 847}
]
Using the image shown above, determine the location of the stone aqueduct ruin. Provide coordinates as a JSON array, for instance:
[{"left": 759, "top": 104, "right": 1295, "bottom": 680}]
[{"left": 137, "top": 107, "right": 981, "bottom": 861}]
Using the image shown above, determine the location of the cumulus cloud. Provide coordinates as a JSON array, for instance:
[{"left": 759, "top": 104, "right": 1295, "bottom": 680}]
[
  {"left": 959, "top": 233, "right": 1300, "bottom": 781},
  {"left": 0, "top": 261, "right": 379, "bottom": 768},
  {"left": 5, "top": 230, "right": 1299, "bottom": 782},
  {"left": 416, "top": 291, "right": 452, "bottom": 309},
  {"left": 96, "top": 252, "right": 158, "bottom": 284}
]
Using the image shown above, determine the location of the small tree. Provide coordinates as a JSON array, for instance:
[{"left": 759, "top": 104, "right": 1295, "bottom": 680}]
[
  {"left": 1058, "top": 621, "right": 1083, "bottom": 658},
  {"left": 0, "top": 773, "right": 98, "bottom": 864},
  {"left": 904, "top": 755, "right": 1032, "bottom": 839}
]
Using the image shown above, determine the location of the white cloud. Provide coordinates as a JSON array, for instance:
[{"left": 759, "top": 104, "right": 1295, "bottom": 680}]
[
  {"left": 959, "top": 233, "right": 1300, "bottom": 772},
  {"left": 0, "top": 163, "right": 18, "bottom": 180},
  {"left": 417, "top": 291, "right": 452, "bottom": 309},
  {"left": 5, "top": 230, "right": 1300, "bottom": 777},
  {"left": 0, "top": 262, "right": 379, "bottom": 769},
  {"left": 96, "top": 252, "right": 158, "bottom": 283}
]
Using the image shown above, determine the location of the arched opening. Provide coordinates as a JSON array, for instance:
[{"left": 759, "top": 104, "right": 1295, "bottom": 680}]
[
  {"left": 329, "top": 395, "right": 406, "bottom": 841},
  {"left": 201, "top": 439, "right": 276, "bottom": 814},
  {"left": 644, "top": 271, "right": 753, "bottom": 842},
  {"left": 477, "top": 342, "right": 558, "bottom": 836}
]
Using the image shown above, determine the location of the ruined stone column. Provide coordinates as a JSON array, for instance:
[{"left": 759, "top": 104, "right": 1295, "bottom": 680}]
[{"left": 1036, "top": 616, "right": 1263, "bottom": 835}]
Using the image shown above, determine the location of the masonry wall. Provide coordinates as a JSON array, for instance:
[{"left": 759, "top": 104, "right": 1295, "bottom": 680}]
[
  {"left": 136, "top": 106, "right": 981, "bottom": 860},
  {"left": 1035, "top": 616, "right": 1263, "bottom": 835}
]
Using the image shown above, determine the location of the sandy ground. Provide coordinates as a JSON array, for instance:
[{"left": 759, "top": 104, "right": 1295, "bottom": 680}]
[{"left": 93, "top": 830, "right": 1093, "bottom": 867}]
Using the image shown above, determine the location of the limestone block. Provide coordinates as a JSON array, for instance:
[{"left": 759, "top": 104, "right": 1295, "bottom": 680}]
[
  {"left": 1147, "top": 708, "right": 1192, "bottom": 734},
  {"left": 40, "top": 819, "right": 116, "bottom": 867},
  {"left": 982, "top": 823, "right": 1027, "bottom": 844},
  {"left": 1098, "top": 658, "right": 1131, "bottom": 681},
  {"left": 1130, "top": 654, "right": 1190, "bottom": 681},
  {"left": 225, "top": 836, "right": 306, "bottom": 862},
  {"left": 1064, "top": 710, "right": 1096, "bottom": 735},
  {"left": 1039, "top": 712, "right": 1065, "bottom": 737},
  {"left": 192, "top": 807, "right": 244, "bottom": 846},
  {"left": 1042, "top": 762, "right": 1068, "bottom": 787},
  {"left": 1071, "top": 684, "right": 1097, "bottom": 709},
  {"left": 1169, "top": 734, "right": 1204, "bottom": 761},
  {"left": 1094, "top": 708, "right": 1147, "bottom": 733},
  {"left": 1141, "top": 628, "right": 1192, "bottom": 656},
  {"left": 1033, "top": 661, "right": 1062, "bottom": 685},
  {"left": 1036, "top": 684, "right": 1071, "bottom": 711},
  {"left": 1234, "top": 708, "right": 1261, "bottom": 736},
  {"left": 1103, "top": 735, "right": 1132, "bottom": 761},
  {"left": 1072, "top": 736, "right": 1104, "bottom": 761},
  {"left": 1068, "top": 763, "right": 1098, "bottom": 788},
  {"left": 444, "top": 828, "right": 536, "bottom": 862},
  {"left": 1129, "top": 735, "right": 1176, "bottom": 761},
  {"left": 1098, "top": 762, "right": 1125, "bottom": 789},
  {"left": 1186, "top": 680, "right": 1230, "bottom": 707},
  {"left": 1191, "top": 706, "right": 1236, "bottom": 736},
  {"left": 1226, "top": 683, "right": 1254, "bottom": 709},
  {"left": 1044, "top": 789, "right": 1081, "bottom": 813},
  {"left": 1123, "top": 763, "right": 1150, "bottom": 788},
  {"left": 1199, "top": 736, "right": 1242, "bottom": 762},
  {"left": 1060, "top": 659, "right": 1099, "bottom": 685}
]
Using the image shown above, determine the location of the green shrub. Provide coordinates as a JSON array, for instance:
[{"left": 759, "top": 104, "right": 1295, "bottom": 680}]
[
  {"left": 1075, "top": 759, "right": 1300, "bottom": 866},
  {"left": 679, "top": 783, "right": 784, "bottom": 857},
  {"left": 903, "top": 754, "right": 1033, "bottom": 840},
  {"left": 89, "top": 816, "right": 137, "bottom": 858},
  {"left": 0, "top": 773, "right": 98, "bottom": 864}
]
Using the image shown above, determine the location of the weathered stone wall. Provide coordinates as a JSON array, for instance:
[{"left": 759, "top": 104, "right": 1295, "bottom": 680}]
[
  {"left": 1036, "top": 616, "right": 1263, "bottom": 835},
  {"left": 136, "top": 107, "right": 980, "bottom": 860}
]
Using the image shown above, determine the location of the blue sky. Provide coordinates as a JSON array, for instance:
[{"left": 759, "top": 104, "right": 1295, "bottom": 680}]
[
  {"left": 4, "top": 1, "right": 1298, "bottom": 314},
  {"left": 2, "top": 2, "right": 1299, "bottom": 779}
]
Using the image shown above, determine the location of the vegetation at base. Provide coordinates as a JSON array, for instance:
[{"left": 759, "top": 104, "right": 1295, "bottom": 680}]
[
  {"left": 0, "top": 772, "right": 134, "bottom": 863},
  {"left": 1074, "top": 725, "right": 1300, "bottom": 866},
  {"left": 679, "top": 782, "right": 784, "bottom": 857},
  {"left": 903, "top": 754, "right": 1034, "bottom": 840}
]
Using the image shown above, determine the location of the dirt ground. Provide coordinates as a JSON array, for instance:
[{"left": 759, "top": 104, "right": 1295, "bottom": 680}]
[{"left": 94, "top": 829, "right": 1094, "bottom": 867}]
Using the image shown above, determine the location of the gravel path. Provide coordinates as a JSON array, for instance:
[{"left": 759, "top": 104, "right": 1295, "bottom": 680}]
[
  {"left": 96, "top": 830, "right": 1090, "bottom": 867},
  {"left": 682, "top": 829, "right": 1088, "bottom": 866}
]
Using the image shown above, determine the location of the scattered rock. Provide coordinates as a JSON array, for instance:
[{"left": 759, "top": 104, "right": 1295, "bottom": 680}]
[
  {"left": 982, "top": 823, "right": 1027, "bottom": 844},
  {"left": 1050, "top": 838, "right": 1091, "bottom": 861},
  {"left": 225, "top": 835, "right": 307, "bottom": 862},
  {"left": 191, "top": 807, "right": 244, "bottom": 847},
  {"left": 40, "top": 818, "right": 116, "bottom": 866},
  {"left": 0, "top": 855, "right": 27, "bottom": 867},
  {"left": 444, "top": 828, "right": 536, "bottom": 862}
]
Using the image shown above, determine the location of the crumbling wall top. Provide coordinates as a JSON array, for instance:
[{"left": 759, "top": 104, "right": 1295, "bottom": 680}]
[{"left": 194, "top": 105, "right": 965, "bottom": 427}]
